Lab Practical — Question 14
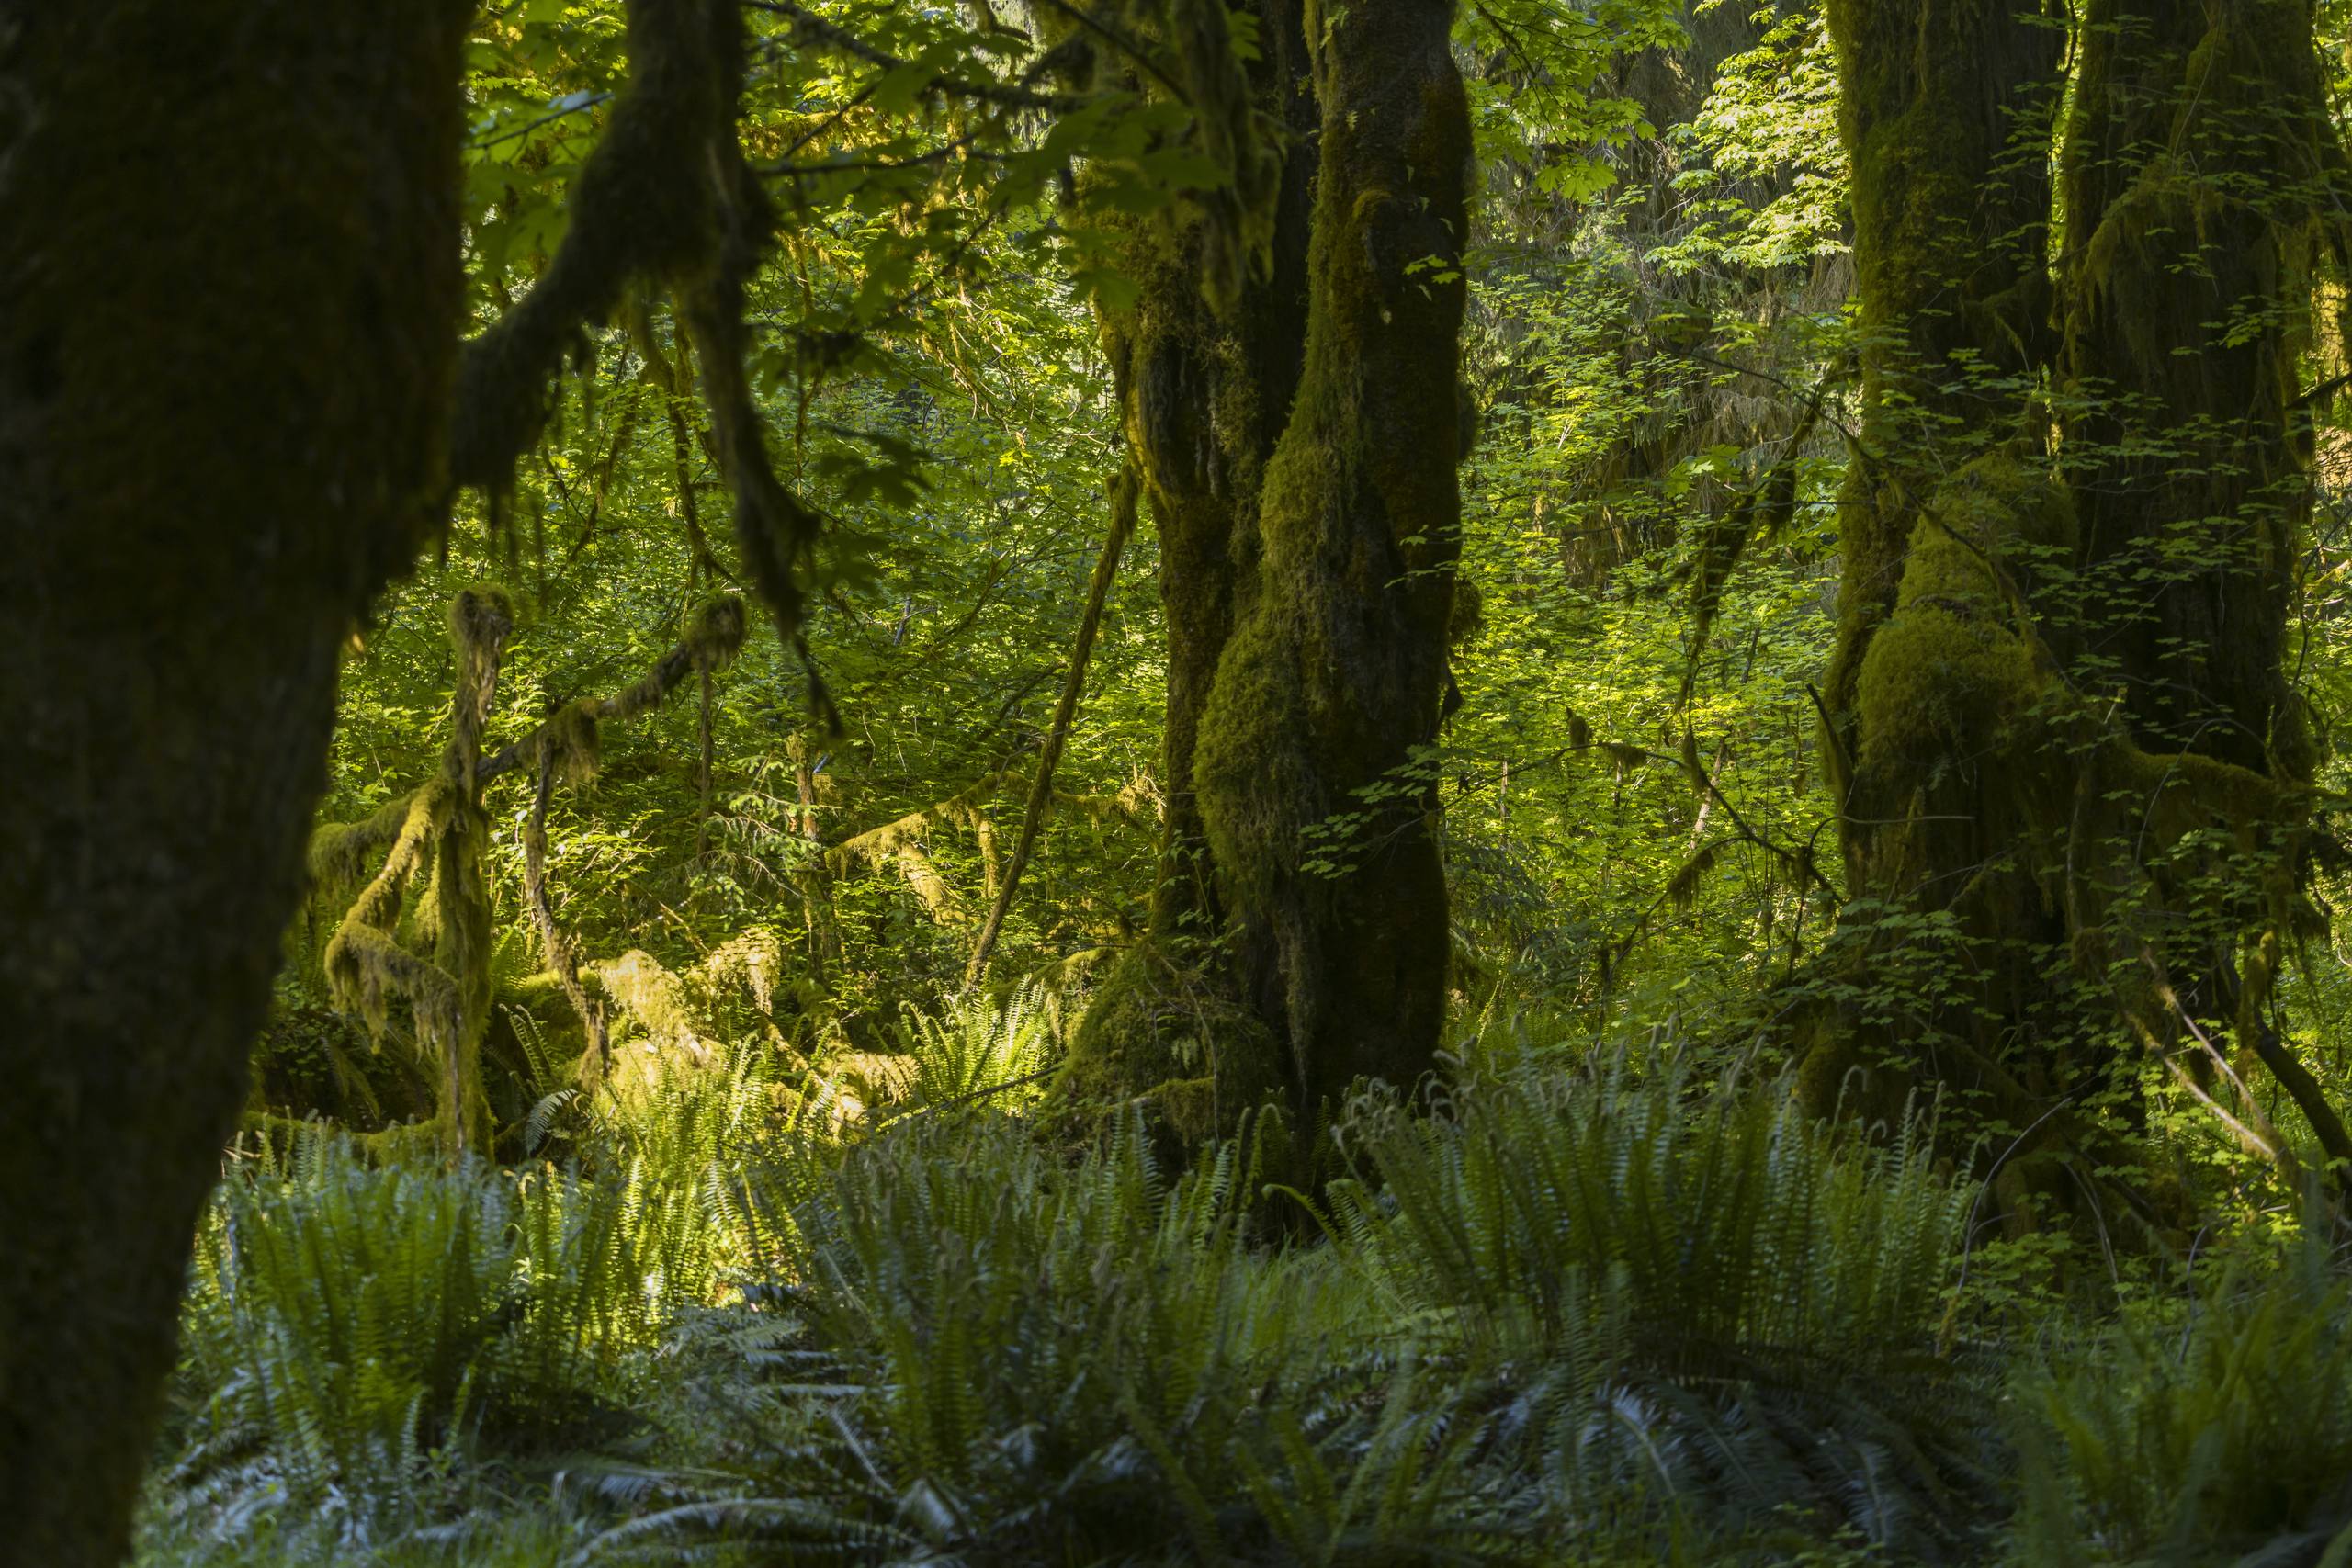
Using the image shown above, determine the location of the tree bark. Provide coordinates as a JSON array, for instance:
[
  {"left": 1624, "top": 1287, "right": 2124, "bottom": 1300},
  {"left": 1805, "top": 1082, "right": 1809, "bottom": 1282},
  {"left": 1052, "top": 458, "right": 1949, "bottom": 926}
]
[
  {"left": 1807, "top": 0, "right": 2351, "bottom": 1225},
  {"left": 1061, "top": 0, "right": 1469, "bottom": 1134},
  {"left": 1192, "top": 0, "right": 1473, "bottom": 1113},
  {"left": 1056, "top": 0, "right": 1317, "bottom": 1134},
  {"left": 0, "top": 5, "right": 472, "bottom": 1562}
]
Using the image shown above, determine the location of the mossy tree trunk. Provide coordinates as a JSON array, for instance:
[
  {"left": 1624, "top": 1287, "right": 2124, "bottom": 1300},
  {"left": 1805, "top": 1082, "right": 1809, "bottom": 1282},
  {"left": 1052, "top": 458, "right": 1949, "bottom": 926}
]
[
  {"left": 1060, "top": 1, "right": 1317, "bottom": 1130},
  {"left": 1107, "top": 0, "right": 1317, "bottom": 953},
  {"left": 1809, "top": 0, "right": 2352, "bottom": 1218},
  {"left": 1065, "top": 0, "right": 1471, "bottom": 1134},
  {"left": 2059, "top": 0, "right": 2329, "bottom": 777},
  {"left": 2051, "top": 0, "right": 2349, "bottom": 1180},
  {"left": 1192, "top": 0, "right": 1472, "bottom": 1116},
  {"left": 1803, "top": 0, "right": 2078, "bottom": 1143},
  {"left": 1815, "top": 0, "right": 2064, "bottom": 872},
  {"left": 0, "top": 5, "right": 472, "bottom": 1562}
]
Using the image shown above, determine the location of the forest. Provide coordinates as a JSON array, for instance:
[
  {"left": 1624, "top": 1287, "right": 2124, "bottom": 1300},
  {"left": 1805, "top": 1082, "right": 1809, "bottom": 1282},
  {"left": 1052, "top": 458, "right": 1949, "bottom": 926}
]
[{"left": 8, "top": 0, "right": 2352, "bottom": 1562}]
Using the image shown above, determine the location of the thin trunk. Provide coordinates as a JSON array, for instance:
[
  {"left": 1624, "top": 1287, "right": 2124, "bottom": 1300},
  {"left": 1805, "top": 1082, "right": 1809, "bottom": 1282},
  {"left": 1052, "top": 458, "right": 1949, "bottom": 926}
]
[
  {"left": 525, "top": 745, "right": 614, "bottom": 1093},
  {"left": 966, "top": 460, "right": 1139, "bottom": 986}
]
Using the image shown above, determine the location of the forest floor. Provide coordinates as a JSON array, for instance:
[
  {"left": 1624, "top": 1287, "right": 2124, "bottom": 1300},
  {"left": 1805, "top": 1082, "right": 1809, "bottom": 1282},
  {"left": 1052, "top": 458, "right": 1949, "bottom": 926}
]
[{"left": 131, "top": 997, "right": 2352, "bottom": 1567}]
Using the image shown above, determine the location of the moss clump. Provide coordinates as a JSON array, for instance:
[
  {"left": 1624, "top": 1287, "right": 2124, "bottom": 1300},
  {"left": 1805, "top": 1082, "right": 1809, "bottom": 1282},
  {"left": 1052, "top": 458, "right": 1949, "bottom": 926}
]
[
  {"left": 1852, "top": 455, "right": 2071, "bottom": 774},
  {"left": 685, "top": 591, "right": 748, "bottom": 669},
  {"left": 1055, "top": 945, "right": 1283, "bottom": 1149}
]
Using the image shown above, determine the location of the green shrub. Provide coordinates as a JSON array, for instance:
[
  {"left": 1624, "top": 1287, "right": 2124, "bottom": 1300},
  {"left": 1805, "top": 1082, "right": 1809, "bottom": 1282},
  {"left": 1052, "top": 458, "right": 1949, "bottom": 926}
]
[
  {"left": 162, "top": 1055, "right": 785, "bottom": 1548},
  {"left": 1329, "top": 1057, "right": 1985, "bottom": 1552}
]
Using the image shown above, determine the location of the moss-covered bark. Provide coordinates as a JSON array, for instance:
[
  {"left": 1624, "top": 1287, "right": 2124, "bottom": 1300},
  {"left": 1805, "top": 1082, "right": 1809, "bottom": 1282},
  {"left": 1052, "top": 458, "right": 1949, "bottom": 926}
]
[
  {"left": 2049, "top": 0, "right": 2350, "bottom": 1186},
  {"left": 1815, "top": 0, "right": 2064, "bottom": 816},
  {"left": 0, "top": 6, "right": 473, "bottom": 1561},
  {"left": 1063, "top": 0, "right": 1470, "bottom": 1132},
  {"left": 2059, "top": 0, "right": 2331, "bottom": 777},
  {"left": 1059, "top": 0, "right": 1317, "bottom": 1129},
  {"left": 1809, "top": 0, "right": 2352, "bottom": 1224},
  {"left": 0, "top": 0, "right": 804, "bottom": 1550},
  {"left": 1192, "top": 0, "right": 1473, "bottom": 1114},
  {"left": 1805, "top": 0, "right": 2074, "bottom": 1144}
]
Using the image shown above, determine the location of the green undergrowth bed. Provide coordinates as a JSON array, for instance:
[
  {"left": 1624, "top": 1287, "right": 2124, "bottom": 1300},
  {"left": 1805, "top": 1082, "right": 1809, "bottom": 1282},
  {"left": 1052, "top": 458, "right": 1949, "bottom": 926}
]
[{"left": 136, "top": 1029, "right": 2352, "bottom": 1567}]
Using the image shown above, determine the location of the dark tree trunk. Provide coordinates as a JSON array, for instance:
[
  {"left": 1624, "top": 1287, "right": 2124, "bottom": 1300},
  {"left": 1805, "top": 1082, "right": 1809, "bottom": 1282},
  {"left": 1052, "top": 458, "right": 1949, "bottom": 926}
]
[
  {"left": 1193, "top": 0, "right": 1472, "bottom": 1114},
  {"left": 2060, "top": 0, "right": 2328, "bottom": 777},
  {"left": 1058, "top": 0, "right": 1318, "bottom": 1134},
  {"left": 2052, "top": 0, "right": 2351, "bottom": 1184},
  {"left": 0, "top": 5, "right": 471, "bottom": 1562},
  {"left": 1799, "top": 0, "right": 2071, "bottom": 1131},
  {"left": 1061, "top": 0, "right": 1470, "bottom": 1136},
  {"left": 1114, "top": 0, "right": 1317, "bottom": 952}
]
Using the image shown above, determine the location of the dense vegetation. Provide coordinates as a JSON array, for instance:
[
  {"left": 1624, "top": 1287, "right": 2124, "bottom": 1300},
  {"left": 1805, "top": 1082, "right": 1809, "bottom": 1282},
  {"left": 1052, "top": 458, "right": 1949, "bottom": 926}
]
[{"left": 14, "top": 0, "right": 2352, "bottom": 1562}]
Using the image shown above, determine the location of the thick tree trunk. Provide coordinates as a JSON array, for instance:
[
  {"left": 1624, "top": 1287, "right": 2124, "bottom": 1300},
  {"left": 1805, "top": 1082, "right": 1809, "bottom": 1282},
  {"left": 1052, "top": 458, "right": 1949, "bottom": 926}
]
[
  {"left": 1064, "top": 0, "right": 1469, "bottom": 1134},
  {"left": 1057, "top": 0, "right": 1317, "bottom": 1135},
  {"left": 1807, "top": 0, "right": 2350, "bottom": 1223},
  {"left": 0, "top": 6, "right": 470, "bottom": 1562},
  {"left": 1114, "top": 0, "right": 1317, "bottom": 951},
  {"left": 1815, "top": 0, "right": 2064, "bottom": 821},
  {"left": 1193, "top": 0, "right": 1472, "bottom": 1114},
  {"left": 2052, "top": 0, "right": 2349, "bottom": 1181},
  {"left": 2060, "top": 0, "right": 2328, "bottom": 777},
  {"left": 1798, "top": 0, "right": 2069, "bottom": 1127}
]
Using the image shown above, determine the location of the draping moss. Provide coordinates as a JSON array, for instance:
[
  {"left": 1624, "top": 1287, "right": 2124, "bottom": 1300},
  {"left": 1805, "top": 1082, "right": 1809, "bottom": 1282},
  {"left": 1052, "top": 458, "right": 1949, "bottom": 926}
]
[
  {"left": 313, "top": 588, "right": 747, "bottom": 1137},
  {"left": 316, "top": 586, "right": 511, "bottom": 1157}
]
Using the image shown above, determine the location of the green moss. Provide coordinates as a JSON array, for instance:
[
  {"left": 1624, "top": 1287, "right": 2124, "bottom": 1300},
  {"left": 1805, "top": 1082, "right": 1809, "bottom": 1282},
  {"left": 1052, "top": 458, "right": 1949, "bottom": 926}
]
[
  {"left": 685, "top": 591, "right": 748, "bottom": 669},
  {"left": 1186, "top": 0, "right": 1468, "bottom": 1113},
  {"left": 1054, "top": 944, "right": 1283, "bottom": 1148},
  {"left": 1852, "top": 456, "right": 2068, "bottom": 773}
]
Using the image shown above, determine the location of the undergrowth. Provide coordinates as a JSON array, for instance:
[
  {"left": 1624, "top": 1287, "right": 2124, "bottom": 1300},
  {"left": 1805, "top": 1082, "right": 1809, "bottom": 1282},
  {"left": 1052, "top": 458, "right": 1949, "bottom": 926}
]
[{"left": 137, "top": 1013, "right": 2352, "bottom": 1566}]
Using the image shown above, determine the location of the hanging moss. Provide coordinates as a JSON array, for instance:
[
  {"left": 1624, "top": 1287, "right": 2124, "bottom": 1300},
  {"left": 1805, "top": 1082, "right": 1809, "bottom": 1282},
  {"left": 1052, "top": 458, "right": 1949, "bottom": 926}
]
[{"left": 450, "top": 0, "right": 727, "bottom": 491}]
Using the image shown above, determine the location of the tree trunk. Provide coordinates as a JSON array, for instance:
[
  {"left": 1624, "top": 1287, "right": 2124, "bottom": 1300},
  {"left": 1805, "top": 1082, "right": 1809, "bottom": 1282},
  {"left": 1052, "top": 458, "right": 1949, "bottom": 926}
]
[
  {"left": 1807, "top": 0, "right": 2351, "bottom": 1224},
  {"left": 1063, "top": 0, "right": 1469, "bottom": 1135},
  {"left": 1057, "top": 0, "right": 1317, "bottom": 1136},
  {"left": 1797, "top": 0, "right": 2069, "bottom": 1129},
  {"left": 1193, "top": 0, "right": 1473, "bottom": 1114},
  {"left": 2060, "top": 0, "right": 2328, "bottom": 778},
  {"left": 2052, "top": 0, "right": 2349, "bottom": 1183},
  {"left": 0, "top": 6, "right": 471, "bottom": 1563}
]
